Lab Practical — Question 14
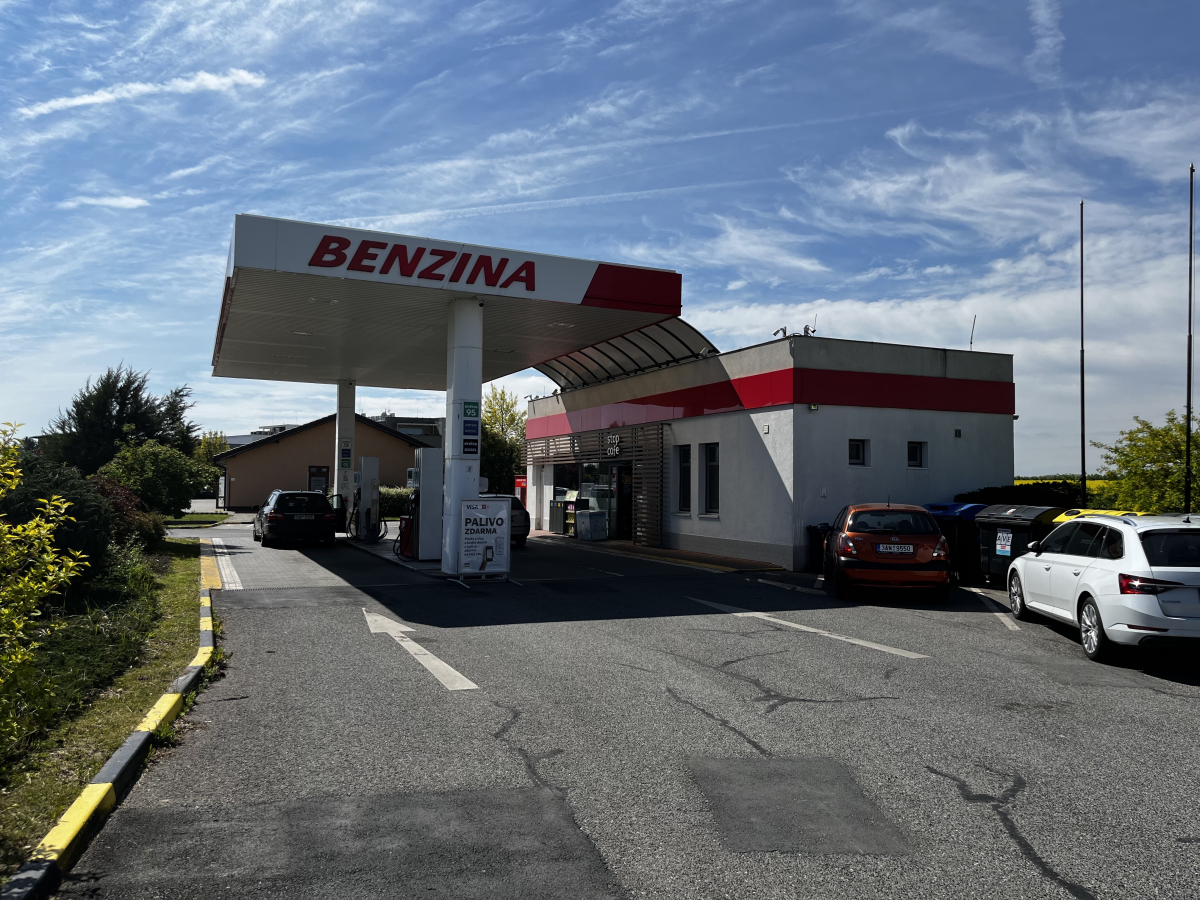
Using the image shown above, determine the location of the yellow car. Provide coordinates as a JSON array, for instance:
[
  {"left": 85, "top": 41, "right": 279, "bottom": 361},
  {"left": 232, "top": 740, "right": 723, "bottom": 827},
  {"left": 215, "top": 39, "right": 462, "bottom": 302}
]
[{"left": 1052, "top": 508, "right": 1143, "bottom": 523}]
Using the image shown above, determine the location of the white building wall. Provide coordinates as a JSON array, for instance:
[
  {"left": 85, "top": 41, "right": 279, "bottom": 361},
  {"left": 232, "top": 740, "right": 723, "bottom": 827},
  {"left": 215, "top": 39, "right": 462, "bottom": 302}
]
[
  {"left": 663, "top": 407, "right": 794, "bottom": 568},
  {"left": 792, "top": 404, "right": 1014, "bottom": 564}
]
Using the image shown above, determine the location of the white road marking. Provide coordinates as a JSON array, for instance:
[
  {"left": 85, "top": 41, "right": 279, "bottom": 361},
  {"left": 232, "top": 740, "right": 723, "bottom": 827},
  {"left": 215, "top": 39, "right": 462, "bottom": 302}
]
[
  {"left": 363, "top": 609, "right": 416, "bottom": 635},
  {"left": 963, "top": 587, "right": 1021, "bottom": 631},
  {"left": 757, "top": 577, "right": 827, "bottom": 596},
  {"left": 210, "top": 537, "right": 242, "bottom": 590},
  {"left": 362, "top": 609, "right": 478, "bottom": 690},
  {"left": 688, "top": 597, "right": 929, "bottom": 660}
]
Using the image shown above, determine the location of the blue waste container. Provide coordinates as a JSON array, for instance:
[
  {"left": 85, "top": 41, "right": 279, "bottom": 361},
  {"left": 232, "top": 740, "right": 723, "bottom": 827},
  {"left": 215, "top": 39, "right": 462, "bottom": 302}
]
[{"left": 924, "top": 502, "right": 987, "bottom": 584}]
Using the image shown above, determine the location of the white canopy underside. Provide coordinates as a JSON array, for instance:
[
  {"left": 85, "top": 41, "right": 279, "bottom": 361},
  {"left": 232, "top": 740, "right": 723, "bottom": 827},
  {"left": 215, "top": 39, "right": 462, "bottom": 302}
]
[{"left": 213, "top": 268, "right": 671, "bottom": 391}]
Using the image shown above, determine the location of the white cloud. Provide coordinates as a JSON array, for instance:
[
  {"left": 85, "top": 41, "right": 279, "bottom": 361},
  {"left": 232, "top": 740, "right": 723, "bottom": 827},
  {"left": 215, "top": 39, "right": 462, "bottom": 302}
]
[
  {"left": 17, "top": 69, "right": 266, "bottom": 119},
  {"left": 620, "top": 216, "right": 827, "bottom": 286},
  {"left": 57, "top": 195, "right": 149, "bottom": 209},
  {"left": 1025, "top": 0, "right": 1064, "bottom": 84},
  {"left": 164, "top": 155, "right": 230, "bottom": 180}
]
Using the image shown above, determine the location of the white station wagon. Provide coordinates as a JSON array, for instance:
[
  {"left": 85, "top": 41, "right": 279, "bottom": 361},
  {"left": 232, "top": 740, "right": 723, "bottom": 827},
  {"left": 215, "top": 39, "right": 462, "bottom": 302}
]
[{"left": 1006, "top": 514, "right": 1200, "bottom": 661}]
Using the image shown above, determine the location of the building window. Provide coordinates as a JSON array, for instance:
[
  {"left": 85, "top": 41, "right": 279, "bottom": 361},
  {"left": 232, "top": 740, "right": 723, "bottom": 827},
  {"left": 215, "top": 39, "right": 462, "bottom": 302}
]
[
  {"left": 678, "top": 445, "right": 692, "bottom": 512},
  {"left": 908, "top": 441, "right": 927, "bottom": 468},
  {"left": 703, "top": 443, "right": 720, "bottom": 513},
  {"left": 849, "top": 439, "right": 868, "bottom": 466}
]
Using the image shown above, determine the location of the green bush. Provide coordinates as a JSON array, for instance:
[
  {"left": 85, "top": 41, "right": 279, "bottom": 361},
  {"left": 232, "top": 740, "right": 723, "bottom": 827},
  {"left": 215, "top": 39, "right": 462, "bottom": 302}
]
[
  {"left": 98, "top": 441, "right": 216, "bottom": 517},
  {"left": 0, "top": 453, "right": 112, "bottom": 580},
  {"left": 91, "top": 476, "right": 166, "bottom": 550},
  {"left": 380, "top": 486, "right": 414, "bottom": 518},
  {"left": 0, "top": 543, "right": 158, "bottom": 760}
]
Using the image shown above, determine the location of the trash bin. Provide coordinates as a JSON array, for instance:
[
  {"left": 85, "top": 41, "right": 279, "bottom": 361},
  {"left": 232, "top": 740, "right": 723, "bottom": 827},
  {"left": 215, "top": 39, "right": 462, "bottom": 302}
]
[
  {"left": 805, "top": 524, "right": 831, "bottom": 573},
  {"left": 924, "top": 503, "right": 986, "bottom": 584},
  {"left": 975, "top": 505, "right": 1065, "bottom": 584},
  {"left": 549, "top": 501, "right": 568, "bottom": 535},
  {"left": 576, "top": 509, "right": 608, "bottom": 541}
]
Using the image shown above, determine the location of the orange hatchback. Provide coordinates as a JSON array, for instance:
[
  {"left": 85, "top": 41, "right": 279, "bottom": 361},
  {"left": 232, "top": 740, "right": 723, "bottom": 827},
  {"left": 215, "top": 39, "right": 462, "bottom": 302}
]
[{"left": 822, "top": 503, "right": 950, "bottom": 600}]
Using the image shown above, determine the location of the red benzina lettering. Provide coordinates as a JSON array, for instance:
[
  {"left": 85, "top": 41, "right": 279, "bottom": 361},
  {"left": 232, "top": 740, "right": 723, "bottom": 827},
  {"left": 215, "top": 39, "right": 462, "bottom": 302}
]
[{"left": 308, "top": 236, "right": 535, "bottom": 291}]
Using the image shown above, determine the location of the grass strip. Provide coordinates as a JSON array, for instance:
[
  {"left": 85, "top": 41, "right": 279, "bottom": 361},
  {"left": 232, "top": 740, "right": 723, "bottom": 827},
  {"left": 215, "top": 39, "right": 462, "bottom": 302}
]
[
  {"left": 163, "top": 513, "right": 230, "bottom": 526},
  {"left": 0, "top": 539, "right": 202, "bottom": 878}
]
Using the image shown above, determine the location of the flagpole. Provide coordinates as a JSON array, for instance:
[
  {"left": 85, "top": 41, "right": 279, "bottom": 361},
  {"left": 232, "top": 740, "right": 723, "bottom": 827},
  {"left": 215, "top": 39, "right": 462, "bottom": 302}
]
[
  {"left": 1080, "top": 200, "right": 1087, "bottom": 508},
  {"left": 1187, "top": 164, "right": 1195, "bottom": 514}
]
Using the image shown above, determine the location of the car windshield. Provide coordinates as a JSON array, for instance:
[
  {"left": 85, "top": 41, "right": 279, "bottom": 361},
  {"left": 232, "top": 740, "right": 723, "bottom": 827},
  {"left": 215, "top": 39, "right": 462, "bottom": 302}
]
[
  {"left": 1140, "top": 530, "right": 1200, "bottom": 567},
  {"left": 848, "top": 510, "right": 937, "bottom": 534},
  {"left": 276, "top": 494, "right": 331, "bottom": 513}
]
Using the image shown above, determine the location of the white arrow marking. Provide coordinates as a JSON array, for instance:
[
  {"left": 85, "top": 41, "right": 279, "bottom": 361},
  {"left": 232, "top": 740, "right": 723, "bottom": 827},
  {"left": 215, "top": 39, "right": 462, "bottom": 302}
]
[
  {"left": 362, "top": 609, "right": 478, "bottom": 690},
  {"left": 363, "top": 609, "right": 416, "bottom": 635},
  {"left": 688, "top": 597, "right": 929, "bottom": 659}
]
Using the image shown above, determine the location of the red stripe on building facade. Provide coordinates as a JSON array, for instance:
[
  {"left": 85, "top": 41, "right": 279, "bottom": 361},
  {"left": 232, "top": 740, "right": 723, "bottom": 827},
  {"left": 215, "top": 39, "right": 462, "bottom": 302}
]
[{"left": 526, "top": 367, "right": 1015, "bottom": 439}]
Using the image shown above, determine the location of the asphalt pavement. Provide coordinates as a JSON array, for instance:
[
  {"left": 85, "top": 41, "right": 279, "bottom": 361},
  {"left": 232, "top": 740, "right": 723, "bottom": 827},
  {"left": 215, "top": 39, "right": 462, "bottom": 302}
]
[{"left": 57, "top": 525, "right": 1200, "bottom": 899}]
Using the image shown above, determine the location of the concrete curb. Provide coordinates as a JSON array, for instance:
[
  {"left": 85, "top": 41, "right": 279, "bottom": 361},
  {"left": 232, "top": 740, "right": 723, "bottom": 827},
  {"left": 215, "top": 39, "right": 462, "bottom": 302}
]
[{"left": 0, "top": 540, "right": 220, "bottom": 900}]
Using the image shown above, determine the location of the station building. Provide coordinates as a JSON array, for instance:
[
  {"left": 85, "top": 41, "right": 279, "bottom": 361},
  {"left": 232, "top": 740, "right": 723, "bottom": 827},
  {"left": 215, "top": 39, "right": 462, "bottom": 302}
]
[{"left": 524, "top": 330, "right": 1014, "bottom": 570}]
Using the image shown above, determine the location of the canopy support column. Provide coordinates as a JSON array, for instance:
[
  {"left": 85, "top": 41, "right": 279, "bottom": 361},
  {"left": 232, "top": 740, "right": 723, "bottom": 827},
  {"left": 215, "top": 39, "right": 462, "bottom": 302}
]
[
  {"left": 442, "top": 299, "right": 484, "bottom": 574},
  {"left": 335, "top": 380, "right": 356, "bottom": 515}
]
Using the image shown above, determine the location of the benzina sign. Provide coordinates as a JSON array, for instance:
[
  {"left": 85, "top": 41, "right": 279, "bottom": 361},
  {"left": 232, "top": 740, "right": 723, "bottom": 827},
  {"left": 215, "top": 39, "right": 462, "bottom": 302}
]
[{"left": 309, "top": 235, "right": 536, "bottom": 291}]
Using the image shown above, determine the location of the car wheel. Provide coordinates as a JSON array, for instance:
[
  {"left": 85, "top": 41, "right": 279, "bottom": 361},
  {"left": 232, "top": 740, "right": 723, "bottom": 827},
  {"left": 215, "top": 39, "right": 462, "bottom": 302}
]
[
  {"left": 1079, "top": 597, "right": 1112, "bottom": 662},
  {"left": 933, "top": 584, "right": 951, "bottom": 603},
  {"left": 261, "top": 532, "right": 273, "bottom": 548},
  {"left": 1008, "top": 572, "right": 1031, "bottom": 620},
  {"left": 253, "top": 527, "right": 262, "bottom": 543},
  {"left": 514, "top": 535, "right": 527, "bottom": 548}
]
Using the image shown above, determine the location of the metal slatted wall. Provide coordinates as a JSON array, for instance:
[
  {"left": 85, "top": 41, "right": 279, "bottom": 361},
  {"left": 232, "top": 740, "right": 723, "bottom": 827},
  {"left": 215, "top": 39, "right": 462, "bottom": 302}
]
[{"left": 523, "top": 423, "right": 664, "bottom": 547}]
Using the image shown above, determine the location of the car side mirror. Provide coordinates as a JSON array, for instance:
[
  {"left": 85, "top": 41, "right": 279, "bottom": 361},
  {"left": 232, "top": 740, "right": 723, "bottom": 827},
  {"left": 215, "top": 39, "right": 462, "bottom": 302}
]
[{"left": 1027, "top": 540, "right": 1041, "bottom": 555}]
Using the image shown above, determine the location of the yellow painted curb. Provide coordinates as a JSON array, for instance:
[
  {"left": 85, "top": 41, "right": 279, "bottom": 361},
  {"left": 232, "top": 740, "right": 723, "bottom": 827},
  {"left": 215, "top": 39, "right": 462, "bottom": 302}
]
[
  {"left": 200, "top": 539, "right": 222, "bottom": 590},
  {"left": 30, "top": 782, "right": 116, "bottom": 868},
  {"left": 200, "top": 616, "right": 214, "bottom": 631},
  {"left": 135, "top": 692, "right": 184, "bottom": 733},
  {"left": 190, "top": 646, "right": 214, "bottom": 668}
]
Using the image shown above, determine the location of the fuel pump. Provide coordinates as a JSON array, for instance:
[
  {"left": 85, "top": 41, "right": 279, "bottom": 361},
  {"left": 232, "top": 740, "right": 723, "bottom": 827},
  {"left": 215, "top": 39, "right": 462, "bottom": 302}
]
[
  {"left": 349, "top": 456, "right": 383, "bottom": 542},
  {"left": 401, "top": 447, "right": 443, "bottom": 560}
]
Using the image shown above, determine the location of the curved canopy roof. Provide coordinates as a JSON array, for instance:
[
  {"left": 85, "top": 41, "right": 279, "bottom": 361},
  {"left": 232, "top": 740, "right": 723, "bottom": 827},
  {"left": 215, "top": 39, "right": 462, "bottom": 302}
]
[{"left": 534, "top": 317, "right": 718, "bottom": 391}]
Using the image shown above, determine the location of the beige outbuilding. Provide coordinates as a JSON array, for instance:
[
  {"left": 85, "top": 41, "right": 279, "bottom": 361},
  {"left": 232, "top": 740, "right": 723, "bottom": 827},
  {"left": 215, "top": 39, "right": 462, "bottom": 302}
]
[{"left": 215, "top": 414, "right": 427, "bottom": 511}]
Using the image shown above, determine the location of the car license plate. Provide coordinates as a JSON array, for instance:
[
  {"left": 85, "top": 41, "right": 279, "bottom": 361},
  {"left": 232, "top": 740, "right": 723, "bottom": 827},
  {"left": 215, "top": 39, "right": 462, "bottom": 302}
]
[
  {"left": 293, "top": 514, "right": 314, "bottom": 520},
  {"left": 877, "top": 543, "right": 913, "bottom": 554}
]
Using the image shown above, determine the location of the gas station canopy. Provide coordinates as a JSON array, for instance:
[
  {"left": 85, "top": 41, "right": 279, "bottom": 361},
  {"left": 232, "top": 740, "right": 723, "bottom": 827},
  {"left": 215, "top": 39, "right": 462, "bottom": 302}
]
[{"left": 212, "top": 214, "right": 685, "bottom": 391}]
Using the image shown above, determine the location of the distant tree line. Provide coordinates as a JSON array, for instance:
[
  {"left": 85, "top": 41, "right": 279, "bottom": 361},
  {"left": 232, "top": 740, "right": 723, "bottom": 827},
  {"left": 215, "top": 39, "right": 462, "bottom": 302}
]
[{"left": 957, "top": 409, "right": 1200, "bottom": 513}]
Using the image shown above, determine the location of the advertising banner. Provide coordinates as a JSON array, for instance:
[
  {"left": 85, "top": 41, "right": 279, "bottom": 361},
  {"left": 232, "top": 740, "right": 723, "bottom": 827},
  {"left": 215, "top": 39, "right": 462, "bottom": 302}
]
[{"left": 459, "top": 499, "right": 511, "bottom": 575}]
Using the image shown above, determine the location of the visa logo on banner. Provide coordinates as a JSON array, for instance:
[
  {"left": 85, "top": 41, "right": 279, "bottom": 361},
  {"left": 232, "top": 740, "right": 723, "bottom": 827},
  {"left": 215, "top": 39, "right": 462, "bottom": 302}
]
[{"left": 309, "top": 235, "right": 536, "bottom": 291}]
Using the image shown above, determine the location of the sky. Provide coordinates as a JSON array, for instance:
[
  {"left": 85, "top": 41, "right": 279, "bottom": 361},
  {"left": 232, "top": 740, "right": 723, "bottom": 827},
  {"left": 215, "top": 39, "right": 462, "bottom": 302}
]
[{"left": 2, "top": 0, "right": 1198, "bottom": 474}]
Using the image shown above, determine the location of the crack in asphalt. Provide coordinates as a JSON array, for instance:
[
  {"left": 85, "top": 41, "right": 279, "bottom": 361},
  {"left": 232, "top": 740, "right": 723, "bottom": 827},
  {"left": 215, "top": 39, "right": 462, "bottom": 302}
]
[
  {"left": 613, "top": 662, "right": 658, "bottom": 674},
  {"left": 659, "top": 647, "right": 898, "bottom": 715},
  {"left": 487, "top": 701, "right": 564, "bottom": 793},
  {"left": 516, "top": 748, "right": 565, "bottom": 790},
  {"left": 926, "top": 766, "right": 1097, "bottom": 900},
  {"left": 664, "top": 686, "right": 770, "bottom": 757}
]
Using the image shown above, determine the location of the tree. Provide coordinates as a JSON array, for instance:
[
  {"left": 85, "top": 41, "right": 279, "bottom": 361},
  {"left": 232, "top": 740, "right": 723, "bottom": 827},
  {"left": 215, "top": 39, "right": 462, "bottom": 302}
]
[
  {"left": 481, "top": 386, "right": 526, "bottom": 495},
  {"left": 98, "top": 441, "right": 217, "bottom": 517},
  {"left": 194, "top": 431, "right": 231, "bottom": 467},
  {"left": 1, "top": 453, "right": 112, "bottom": 579},
  {"left": 0, "top": 425, "right": 86, "bottom": 749},
  {"left": 483, "top": 385, "right": 526, "bottom": 443},
  {"left": 43, "top": 365, "right": 200, "bottom": 474},
  {"left": 1093, "top": 410, "right": 1199, "bottom": 513}
]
